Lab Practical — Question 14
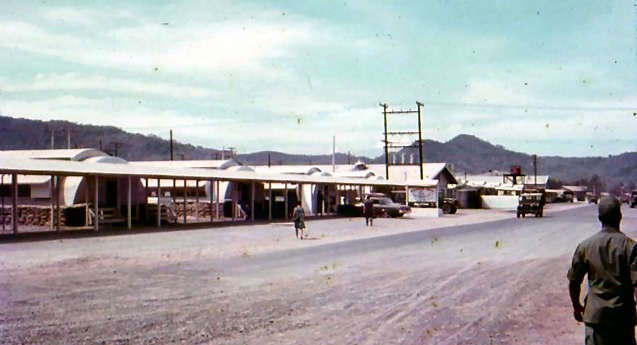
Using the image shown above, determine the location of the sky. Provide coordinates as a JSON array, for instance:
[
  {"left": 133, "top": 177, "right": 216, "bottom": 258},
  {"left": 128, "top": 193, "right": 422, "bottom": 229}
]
[{"left": 0, "top": 0, "right": 635, "bottom": 158}]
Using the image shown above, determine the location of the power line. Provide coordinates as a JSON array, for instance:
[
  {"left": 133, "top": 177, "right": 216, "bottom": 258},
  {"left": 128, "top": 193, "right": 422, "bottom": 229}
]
[{"left": 119, "top": 102, "right": 634, "bottom": 131}]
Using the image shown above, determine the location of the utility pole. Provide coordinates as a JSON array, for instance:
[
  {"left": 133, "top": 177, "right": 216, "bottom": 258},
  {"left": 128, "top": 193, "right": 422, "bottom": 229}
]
[
  {"left": 332, "top": 136, "right": 336, "bottom": 173},
  {"left": 50, "top": 128, "right": 55, "bottom": 149},
  {"left": 380, "top": 102, "right": 424, "bottom": 180},
  {"left": 66, "top": 128, "right": 71, "bottom": 149},
  {"left": 380, "top": 103, "right": 389, "bottom": 179},
  {"left": 170, "top": 129, "right": 174, "bottom": 161},
  {"left": 416, "top": 102, "right": 424, "bottom": 180},
  {"left": 533, "top": 154, "right": 538, "bottom": 187}
]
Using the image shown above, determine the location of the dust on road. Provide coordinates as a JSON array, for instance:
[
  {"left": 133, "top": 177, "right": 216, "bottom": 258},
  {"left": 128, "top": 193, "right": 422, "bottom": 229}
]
[{"left": 1, "top": 204, "right": 634, "bottom": 344}]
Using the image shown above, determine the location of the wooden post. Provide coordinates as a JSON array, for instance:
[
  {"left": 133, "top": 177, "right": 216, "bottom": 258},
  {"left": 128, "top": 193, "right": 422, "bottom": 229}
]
[
  {"left": 157, "top": 179, "right": 161, "bottom": 228},
  {"left": 268, "top": 182, "right": 272, "bottom": 221},
  {"left": 50, "top": 175, "right": 55, "bottom": 231},
  {"left": 94, "top": 175, "right": 99, "bottom": 232},
  {"left": 209, "top": 180, "right": 214, "bottom": 224},
  {"left": 127, "top": 176, "right": 132, "bottom": 230},
  {"left": 325, "top": 185, "right": 330, "bottom": 215},
  {"left": 195, "top": 179, "right": 200, "bottom": 222},
  {"left": 172, "top": 179, "right": 176, "bottom": 204},
  {"left": 216, "top": 180, "right": 220, "bottom": 221},
  {"left": 116, "top": 178, "right": 121, "bottom": 216},
  {"left": 298, "top": 184, "right": 303, "bottom": 212},
  {"left": 1, "top": 174, "right": 4, "bottom": 233},
  {"left": 144, "top": 178, "right": 149, "bottom": 224},
  {"left": 231, "top": 183, "right": 236, "bottom": 222},
  {"left": 56, "top": 176, "right": 61, "bottom": 230},
  {"left": 250, "top": 180, "right": 255, "bottom": 223},
  {"left": 322, "top": 185, "right": 326, "bottom": 216},
  {"left": 435, "top": 185, "right": 439, "bottom": 210},
  {"left": 284, "top": 182, "right": 288, "bottom": 220},
  {"left": 405, "top": 185, "right": 409, "bottom": 206},
  {"left": 84, "top": 176, "right": 89, "bottom": 227},
  {"left": 11, "top": 173, "right": 17, "bottom": 234},
  {"left": 183, "top": 179, "right": 187, "bottom": 224}
]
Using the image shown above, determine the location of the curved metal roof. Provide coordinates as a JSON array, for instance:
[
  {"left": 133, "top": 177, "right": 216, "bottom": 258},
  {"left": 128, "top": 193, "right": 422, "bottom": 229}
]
[
  {"left": 0, "top": 148, "right": 107, "bottom": 161},
  {"left": 0, "top": 156, "right": 438, "bottom": 187}
]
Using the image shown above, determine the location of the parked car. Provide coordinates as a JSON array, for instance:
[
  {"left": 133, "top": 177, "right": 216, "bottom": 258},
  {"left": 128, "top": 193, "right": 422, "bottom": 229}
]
[
  {"left": 339, "top": 193, "right": 411, "bottom": 218},
  {"left": 586, "top": 192, "right": 598, "bottom": 204},
  {"left": 369, "top": 195, "right": 411, "bottom": 217},
  {"left": 631, "top": 190, "right": 637, "bottom": 208}
]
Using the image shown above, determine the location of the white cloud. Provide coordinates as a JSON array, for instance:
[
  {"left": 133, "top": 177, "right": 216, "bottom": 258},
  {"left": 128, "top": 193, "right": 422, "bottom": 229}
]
[
  {"left": 0, "top": 73, "right": 215, "bottom": 99},
  {"left": 0, "top": 95, "right": 215, "bottom": 132},
  {"left": 41, "top": 7, "right": 107, "bottom": 27},
  {"left": 0, "top": 17, "right": 315, "bottom": 74}
]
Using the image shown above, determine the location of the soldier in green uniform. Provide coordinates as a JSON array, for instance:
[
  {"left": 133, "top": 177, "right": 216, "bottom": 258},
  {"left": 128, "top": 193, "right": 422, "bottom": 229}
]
[
  {"left": 293, "top": 201, "right": 305, "bottom": 240},
  {"left": 568, "top": 196, "right": 637, "bottom": 345}
]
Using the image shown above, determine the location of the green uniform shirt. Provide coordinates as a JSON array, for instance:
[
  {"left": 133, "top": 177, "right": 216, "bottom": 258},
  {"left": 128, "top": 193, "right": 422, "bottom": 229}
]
[
  {"left": 293, "top": 206, "right": 305, "bottom": 229},
  {"left": 567, "top": 226, "right": 637, "bottom": 326}
]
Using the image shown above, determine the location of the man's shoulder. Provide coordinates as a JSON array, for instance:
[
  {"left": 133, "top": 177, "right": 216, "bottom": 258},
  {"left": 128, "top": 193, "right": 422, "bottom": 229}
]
[
  {"left": 578, "top": 229, "right": 636, "bottom": 249},
  {"left": 576, "top": 231, "right": 611, "bottom": 250}
]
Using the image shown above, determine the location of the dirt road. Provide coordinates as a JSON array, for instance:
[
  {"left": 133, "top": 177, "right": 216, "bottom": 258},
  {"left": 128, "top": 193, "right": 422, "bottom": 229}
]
[{"left": 2, "top": 204, "right": 635, "bottom": 344}]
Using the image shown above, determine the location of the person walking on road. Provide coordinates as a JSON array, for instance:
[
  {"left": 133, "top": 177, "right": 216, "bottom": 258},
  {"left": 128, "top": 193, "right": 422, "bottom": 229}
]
[
  {"left": 567, "top": 196, "right": 637, "bottom": 345},
  {"left": 293, "top": 201, "right": 305, "bottom": 239},
  {"left": 364, "top": 196, "right": 375, "bottom": 227}
]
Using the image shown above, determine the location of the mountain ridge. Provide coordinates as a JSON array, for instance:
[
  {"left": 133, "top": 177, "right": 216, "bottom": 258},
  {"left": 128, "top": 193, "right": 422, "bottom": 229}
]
[{"left": 1, "top": 115, "right": 634, "bottom": 190}]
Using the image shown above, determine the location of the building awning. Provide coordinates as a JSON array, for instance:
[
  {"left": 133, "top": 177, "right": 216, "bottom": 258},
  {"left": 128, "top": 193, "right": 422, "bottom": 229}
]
[{"left": 0, "top": 157, "right": 438, "bottom": 188}]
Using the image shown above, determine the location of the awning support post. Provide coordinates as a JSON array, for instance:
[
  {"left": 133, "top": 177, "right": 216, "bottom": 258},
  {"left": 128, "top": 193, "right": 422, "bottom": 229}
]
[
  {"left": 84, "top": 176, "right": 89, "bottom": 227},
  {"left": 209, "top": 180, "right": 214, "bottom": 224},
  {"left": 324, "top": 185, "right": 329, "bottom": 216},
  {"left": 1, "top": 174, "right": 4, "bottom": 233},
  {"left": 216, "top": 180, "right": 220, "bottom": 221},
  {"left": 50, "top": 175, "right": 55, "bottom": 231},
  {"left": 144, "top": 178, "right": 149, "bottom": 224},
  {"left": 55, "top": 176, "right": 61, "bottom": 231},
  {"left": 319, "top": 185, "right": 329, "bottom": 216},
  {"left": 127, "top": 175, "right": 132, "bottom": 230},
  {"left": 250, "top": 180, "right": 255, "bottom": 223},
  {"left": 231, "top": 183, "right": 236, "bottom": 222},
  {"left": 11, "top": 173, "right": 17, "bottom": 234},
  {"left": 268, "top": 182, "right": 272, "bottom": 221},
  {"left": 94, "top": 175, "right": 99, "bottom": 232},
  {"left": 157, "top": 179, "right": 162, "bottom": 228},
  {"left": 405, "top": 185, "right": 409, "bottom": 206},
  {"left": 195, "top": 179, "right": 200, "bottom": 222},
  {"left": 284, "top": 182, "right": 288, "bottom": 220},
  {"left": 116, "top": 178, "right": 121, "bottom": 216},
  {"left": 183, "top": 179, "right": 187, "bottom": 224}
]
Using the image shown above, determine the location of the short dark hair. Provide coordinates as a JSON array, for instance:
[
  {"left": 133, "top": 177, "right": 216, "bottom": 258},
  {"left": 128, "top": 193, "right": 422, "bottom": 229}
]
[{"left": 598, "top": 196, "right": 622, "bottom": 226}]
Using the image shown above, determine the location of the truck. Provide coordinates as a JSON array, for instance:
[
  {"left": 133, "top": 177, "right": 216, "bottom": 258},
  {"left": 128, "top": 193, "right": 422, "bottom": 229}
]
[{"left": 516, "top": 193, "right": 545, "bottom": 218}]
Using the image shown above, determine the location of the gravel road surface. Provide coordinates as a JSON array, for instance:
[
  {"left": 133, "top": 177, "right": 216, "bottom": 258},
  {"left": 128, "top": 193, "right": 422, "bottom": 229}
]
[{"left": 2, "top": 204, "right": 636, "bottom": 344}]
